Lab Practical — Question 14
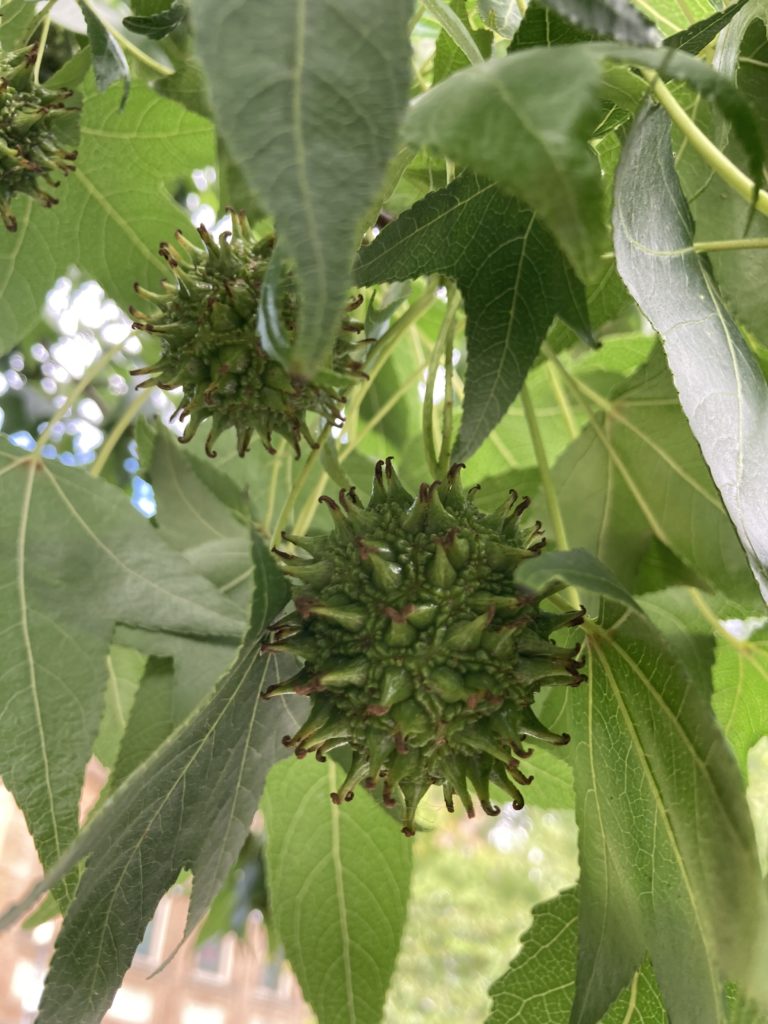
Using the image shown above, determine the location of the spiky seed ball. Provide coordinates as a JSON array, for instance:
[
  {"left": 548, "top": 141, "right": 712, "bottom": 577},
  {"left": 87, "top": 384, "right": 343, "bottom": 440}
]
[
  {"left": 129, "top": 211, "right": 373, "bottom": 458},
  {"left": 265, "top": 459, "right": 586, "bottom": 836},
  {"left": 0, "top": 45, "right": 79, "bottom": 231}
]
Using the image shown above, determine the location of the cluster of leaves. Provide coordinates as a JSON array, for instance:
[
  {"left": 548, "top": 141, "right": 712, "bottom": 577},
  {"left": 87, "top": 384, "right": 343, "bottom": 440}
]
[{"left": 1, "top": 0, "right": 768, "bottom": 1022}]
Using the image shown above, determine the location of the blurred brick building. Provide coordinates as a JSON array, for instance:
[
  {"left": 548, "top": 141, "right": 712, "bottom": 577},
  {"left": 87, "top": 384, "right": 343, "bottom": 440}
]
[{"left": 0, "top": 767, "right": 312, "bottom": 1024}]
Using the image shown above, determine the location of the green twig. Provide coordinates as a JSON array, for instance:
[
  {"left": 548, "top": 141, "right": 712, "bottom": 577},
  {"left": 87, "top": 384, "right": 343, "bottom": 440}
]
[
  {"left": 89, "top": 389, "right": 150, "bottom": 478},
  {"left": 33, "top": 15, "right": 51, "bottom": 84},
  {"left": 270, "top": 420, "right": 334, "bottom": 548},
  {"left": 36, "top": 342, "right": 127, "bottom": 450},
  {"left": 520, "top": 383, "right": 580, "bottom": 609}
]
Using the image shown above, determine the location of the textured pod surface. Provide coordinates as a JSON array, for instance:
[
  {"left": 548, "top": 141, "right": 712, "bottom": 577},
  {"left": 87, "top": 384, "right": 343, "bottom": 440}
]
[
  {"left": 266, "top": 460, "right": 586, "bottom": 835},
  {"left": 0, "top": 45, "right": 79, "bottom": 231},
  {"left": 130, "top": 211, "right": 372, "bottom": 457}
]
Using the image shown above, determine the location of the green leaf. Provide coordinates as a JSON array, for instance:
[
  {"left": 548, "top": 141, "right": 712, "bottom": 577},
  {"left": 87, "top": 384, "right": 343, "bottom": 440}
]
[
  {"left": 613, "top": 105, "right": 768, "bottom": 604},
  {"left": 123, "top": 1, "right": 185, "bottom": 38},
  {"left": 639, "top": 585, "right": 768, "bottom": 776},
  {"left": 487, "top": 887, "right": 664, "bottom": 1023},
  {"left": 628, "top": 0, "right": 717, "bottom": 35},
  {"left": 0, "top": 441, "right": 244, "bottom": 897},
  {"left": 0, "top": 81, "right": 213, "bottom": 354},
  {"left": 539, "top": 0, "right": 660, "bottom": 44},
  {"left": 403, "top": 46, "right": 607, "bottom": 279},
  {"left": 189, "top": 0, "right": 412, "bottom": 376},
  {"left": 679, "top": 15, "right": 768, "bottom": 343},
  {"left": 430, "top": 0, "right": 492, "bottom": 80},
  {"left": 0, "top": 0, "right": 40, "bottom": 48},
  {"left": 571, "top": 602, "right": 766, "bottom": 1023},
  {"left": 477, "top": 0, "right": 523, "bottom": 36},
  {"left": 518, "top": 547, "right": 641, "bottom": 614},
  {"left": 355, "top": 173, "right": 591, "bottom": 459},
  {"left": 550, "top": 346, "right": 762, "bottom": 607},
  {"left": 109, "top": 654, "right": 175, "bottom": 792},
  {"left": 92, "top": 645, "right": 146, "bottom": 769},
  {"left": 76, "top": 1, "right": 130, "bottom": 108},
  {"left": 403, "top": 43, "right": 763, "bottom": 279},
  {"left": 665, "top": 0, "right": 751, "bottom": 53},
  {"left": 509, "top": 1, "right": 596, "bottom": 47},
  {"left": 263, "top": 756, "right": 413, "bottom": 1024},
  {"left": 0, "top": 537, "right": 300, "bottom": 1024}
]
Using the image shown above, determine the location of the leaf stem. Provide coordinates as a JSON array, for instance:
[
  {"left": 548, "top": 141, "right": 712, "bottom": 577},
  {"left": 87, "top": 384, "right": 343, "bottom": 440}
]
[
  {"left": 422, "top": 0, "right": 484, "bottom": 64},
  {"left": 520, "top": 384, "right": 569, "bottom": 551},
  {"left": 437, "top": 318, "right": 455, "bottom": 475},
  {"left": 79, "top": 0, "right": 172, "bottom": 78},
  {"left": 520, "top": 384, "right": 580, "bottom": 608},
  {"left": 270, "top": 420, "right": 334, "bottom": 548},
  {"left": 36, "top": 342, "right": 127, "bottom": 450},
  {"left": 422, "top": 287, "right": 460, "bottom": 478},
  {"left": 89, "top": 389, "right": 151, "bottom": 478},
  {"left": 33, "top": 15, "right": 51, "bottom": 84},
  {"left": 642, "top": 70, "right": 768, "bottom": 218}
]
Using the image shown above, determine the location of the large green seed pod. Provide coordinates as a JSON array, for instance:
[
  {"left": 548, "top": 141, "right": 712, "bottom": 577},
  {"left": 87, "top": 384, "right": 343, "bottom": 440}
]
[
  {"left": 0, "top": 45, "right": 79, "bottom": 231},
  {"left": 266, "top": 459, "right": 586, "bottom": 836},
  {"left": 130, "top": 211, "right": 372, "bottom": 457}
]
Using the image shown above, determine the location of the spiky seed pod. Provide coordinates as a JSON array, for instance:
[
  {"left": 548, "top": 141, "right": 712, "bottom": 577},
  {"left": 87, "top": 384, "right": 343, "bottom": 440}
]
[
  {"left": 129, "top": 212, "right": 373, "bottom": 458},
  {"left": 0, "top": 46, "right": 79, "bottom": 231},
  {"left": 266, "top": 459, "right": 587, "bottom": 836}
]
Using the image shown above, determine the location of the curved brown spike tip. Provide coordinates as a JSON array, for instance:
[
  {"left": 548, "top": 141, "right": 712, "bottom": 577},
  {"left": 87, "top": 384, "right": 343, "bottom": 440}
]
[
  {"left": 467, "top": 484, "right": 481, "bottom": 499},
  {"left": 384, "top": 455, "right": 397, "bottom": 478},
  {"left": 481, "top": 801, "right": 501, "bottom": 816},
  {"left": 295, "top": 747, "right": 308, "bottom": 760},
  {"left": 427, "top": 480, "right": 442, "bottom": 500},
  {"left": 281, "top": 735, "right": 294, "bottom": 747},
  {"left": 401, "top": 826, "right": 416, "bottom": 838},
  {"left": 344, "top": 791, "right": 355, "bottom": 802},
  {"left": 330, "top": 792, "right": 343, "bottom": 805},
  {"left": 556, "top": 732, "right": 571, "bottom": 746},
  {"left": 569, "top": 675, "right": 587, "bottom": 688},
  {"left": 511, "top": 741, "right": 533, "bottom": 759},
  {"left": 447, "top": 462, "right": 466, "bottom": 481},
  {"left": 204, "top": 437, "right": 218, "bottom": 458},
  {"left": 271, "top": 547, "right": 294, "bottom": 561},
  {"left": 315, "top": 751, "right": 327, "bottom": 763},
  {"left": 374, "top": 459, "right": 386, "bottom": 482},
  {"left": 418, "top": 482, "right": 430, "bottom": 503},
  {"left": 514, "top": 496, "right": 532, "bottom": 517},
  {"left": 571, "top": 605, "right": 588, "bottom": 626},
  {"left": 318, "top": 494, "right": 340, "bottom": 512},
  {"left": 512, "top": 796, "right": 525, "bottom": 811}
]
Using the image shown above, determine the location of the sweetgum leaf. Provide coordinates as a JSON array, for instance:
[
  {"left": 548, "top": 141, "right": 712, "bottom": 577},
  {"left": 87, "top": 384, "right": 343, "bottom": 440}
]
[
  {"left": 550, "top": 346, "right": 762, "bottom": 608},
  {"left": 0, "top": 0, "right": 40, "bottom": 47},
  {"left": 403, "top": 43, "right": 763, "bottom": 278},
  {"left": 629, "top": 0, "right": 719, "bottom": 34},
  {"left": 403, "top": 46, "right": 607, "bottom": 279},
  {"left": 679, "top": 16, "right": 768, "bottom": 343},
  {"left": 613, "top": 106, "right": 768, "bottom": 603},
  {"left": 109, "top": 654, "right": 175, "bottom": 792},
  {"left": 355, "top": 172, "right": 591, "bottom": 459},
  {"left": 0, "top": 80, "right": 213, "bottom": 354},
  {"left": 263, "top": 756, "right": 412, "bottom": 1024},
  {"left": 92, "top": 645, "right": 146, "bottom": 769},
  {"left": 0, "top": 440, "right": 244, "bottom": 901},
  {"left": 642, "top": 588, "right": 768, "bottom": 776},
  {"left": 538, "top": 0, "right": 661, "bottom": 44},
  {"left": 665, "top": 0, "right": 751, "bottom": 54},
  {"left": 571, "top": 601, "right": 766, "bottom": 1023},
  {"left": 487, "top": 888, "right": 664, "bottom": 1023},
  {"left": 76, "top": 0, "right": 130, "bottom": 107},
  {"left": 0, "top": 537, "right": 301, "bottom": 1024},
  {"left": 189, "top": 0, "right": 412, "bottom": 377}
]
